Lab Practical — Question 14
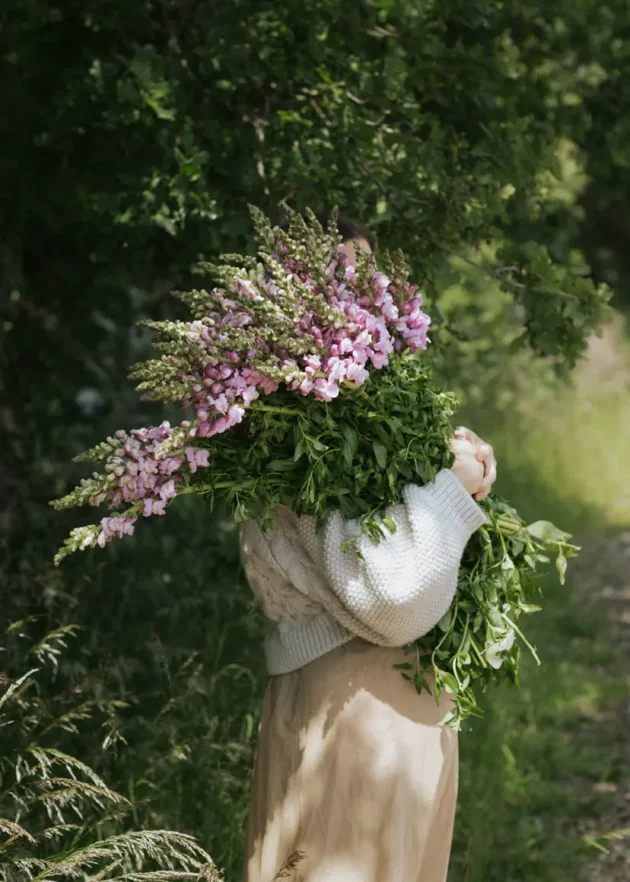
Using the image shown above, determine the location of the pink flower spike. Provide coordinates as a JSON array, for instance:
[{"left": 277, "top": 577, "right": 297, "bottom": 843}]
[
  {"left": 243, "top": 385, "right": 259, "bottom": 405},
  {"left": 185, "top": 447, "right": 199, "bottom": 473},
  {"left": 299, "top": 377, "right": 314, "bottom": 395},
  {"left": 159, "top": 456, "right": 184, "bottom": 476},
  {"left": 235, "top": 278, "right": 258, "bottom": 299},
  {"left": 159, "top": 479, "right": 177, "bottom": 502},
  {"left": 209, "top": 416, "right": 229, "bottom": 436},
  {"left": 303, "top": 354, "right": 322, "bottom": 371},
  {"left": 382, "top": 301, "right": 399, "bottom": 321},
  {"left": 122, "top": 518, "right": 137, "bottom": 535},
  {"left": 227, "top": 404, "right": 245, "bottom": 426},
  {"left": 370, "top": 351, "right": 390, "bottom": 369},
  {"left": 372, "top": 271, "right": 391, "bottom": 294},
  {"left": 345, "top": 361, "right": 370, "bottom": 384},
  {"left": 325, "top": 356, "right": 347, "bottom": 383},
  {"left": 194, "top": 449, "right": 210, "bottom": 468},
  {"left": 313, "top": 378, "right": 339, "bottom": 401},
  {"left": 214, "top": 394, "right": 229, "bottom": 414},
  {"left": 261, "top": 377, "right": 279, "bottom": 395}
]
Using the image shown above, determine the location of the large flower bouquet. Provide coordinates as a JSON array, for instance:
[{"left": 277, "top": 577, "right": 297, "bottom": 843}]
[{"left": 52, "top": 207, "right": 578, "bottom": 727}]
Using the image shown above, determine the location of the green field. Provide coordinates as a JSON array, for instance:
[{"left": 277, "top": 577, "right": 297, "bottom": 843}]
[{"left": 451, "top": 319, "right": 630, "bottom": 882}]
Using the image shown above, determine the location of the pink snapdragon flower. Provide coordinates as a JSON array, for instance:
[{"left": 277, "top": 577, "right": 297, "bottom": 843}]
[
  {"left": 185, "top": 447, "right": 210, "bottom": 474},
  {"left": 76, "top": 229, "right": 433, "bottom": 556},
  {"left": 94, "top": 516, "right": 138, "bottom": 547},
  {"left": 313, "top": 377, "right": 340, "bottom": 401},
  {"left": 92, "top": 421, "right": 212, "bottom": 543}
]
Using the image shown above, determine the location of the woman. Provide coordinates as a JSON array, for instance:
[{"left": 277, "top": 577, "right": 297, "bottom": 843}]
[{"left": 240, "top": 216, "right": 497, "bottom": 882}]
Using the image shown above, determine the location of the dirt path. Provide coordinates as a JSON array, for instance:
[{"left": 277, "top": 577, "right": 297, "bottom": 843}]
[{"left": 574, "top": 530, "right": 630, "bottom": 881}]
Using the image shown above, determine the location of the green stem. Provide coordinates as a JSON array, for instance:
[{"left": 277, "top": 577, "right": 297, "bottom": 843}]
[
  {"left": 429, "top": 602, "right": 457, "bottom": 667},
  {"left": 177, "top": 485, "right": 198, "bottom": 496},
  {"left": 470, "top": 636, "right": 488, "bottom": 668},
  {"left": 496, "top": 516, "right": 521, "bottom": 536},
  {"left": 502, "top": 614, "right": 541, "bottom": 665},
  {"left": 461, "top": 614, "right": 470, "bottom": 654},
  {"left": 249, "top": 404, "right": 301, "bottom": 417},
  {"left": 498, "top": 530, "right": 508, "bottom": 558},
  {"left": 451, "top": 615, "right": 471, "bottom": 690}
]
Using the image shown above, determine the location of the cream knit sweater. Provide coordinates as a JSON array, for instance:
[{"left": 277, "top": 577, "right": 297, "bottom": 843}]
[{"left": 240, "top": 468, "right": 487, "bottom": 675}]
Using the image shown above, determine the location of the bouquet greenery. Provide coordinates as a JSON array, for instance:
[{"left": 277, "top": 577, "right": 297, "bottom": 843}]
[{"left": 52, "top": 207, "right": 578, "bottom": 727}]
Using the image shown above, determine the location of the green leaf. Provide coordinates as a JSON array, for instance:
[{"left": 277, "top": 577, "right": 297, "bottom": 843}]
[
  {"left": 556, "top": 549, "right": 568, "bottom": 585},
  {"left": 440, "top": 673, "right": 459, "bottom": 694},
  {"left": 340, "top": 422, "right": 358, "bottom": 455},
  {"left": 526, "top": 520, "right": 572, "bottom": 546},
  {"left": 340, "top": 538, "right": 358, "bottom": 554},
  {"left": 438, "top": 610, "right": 452, "bottom": 632},
  {"left": 267, "top": 459, "right": 297, "bottom": 472},
  {"left": 373, "top": 440, "right": 388, "bottom": 469},
  {"left": 382, "top": 516, "right": 397, "bottom": 534},
  {"left": 309, "top": 437, "right": 328, "bottom": 453}
]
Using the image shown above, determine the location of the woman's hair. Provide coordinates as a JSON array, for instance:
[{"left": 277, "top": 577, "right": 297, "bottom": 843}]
[{"left": 278, "top": 209, "right": 376, "bottom": 252}]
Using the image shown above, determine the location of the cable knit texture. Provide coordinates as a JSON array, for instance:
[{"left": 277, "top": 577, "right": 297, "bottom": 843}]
[{"left": 240, "top": 468, "right": 487, "bottom": 674}]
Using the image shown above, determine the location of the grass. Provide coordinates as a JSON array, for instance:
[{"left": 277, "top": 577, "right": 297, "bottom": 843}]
[
  {"left": 452, "top": 554, "right": 626, "bottom": 882},
  {"left": 487, "top": 319, "right": 630, "bottom": 530},
  {"left": 449, "top": 318, "right": 630, "bottom": 882}
]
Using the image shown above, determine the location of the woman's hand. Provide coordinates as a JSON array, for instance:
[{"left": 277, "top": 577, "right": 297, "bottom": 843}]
[
  {"left": 449, "top": 437, "right": 485, "bottom": 497},
  {"left": 452, "top": 426, "right": 497, "bottom": 501}
]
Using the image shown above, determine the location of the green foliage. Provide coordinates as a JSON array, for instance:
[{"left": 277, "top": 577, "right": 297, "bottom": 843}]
[
  {"left": 0, "top": 623, "right": 217, "bottom": 882},
  {"left": 451, "top": 533, "right": 629, "bottom": 882},
  {"left": 2, "top": 0, "right": 630, "bottom": 877},
  {"left": 2, "top": 0, "right": 621, "bottom": 388},
  {"left": 189, "top": 357, "right": 455, "bottom": 532},
  {"left": 413, "top": 500, "right": 578, "bottom": 726}
]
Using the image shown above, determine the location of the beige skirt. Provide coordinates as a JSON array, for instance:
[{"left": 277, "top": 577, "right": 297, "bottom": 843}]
[{"left": 244, "top": 638, "right": 458, "bottom": 882}]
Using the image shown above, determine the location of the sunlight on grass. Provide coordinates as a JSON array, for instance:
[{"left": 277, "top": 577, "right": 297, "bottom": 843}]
[
  {"left": 492, "top": 318, "right": 630, "bottom": 530},
  {"left": 451, "top": 314, "right": 630, "bottom": 535},
  {"left": 452, "top": 563, "right": 626, "bottom": 882},
  {"left": 450, "top": 318, "right": 630, "bottom": 882}
]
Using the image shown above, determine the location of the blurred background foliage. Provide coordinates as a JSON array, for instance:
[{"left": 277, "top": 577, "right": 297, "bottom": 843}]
[{"left": 1, "top": 1, "right": 629, "bottom": 879}]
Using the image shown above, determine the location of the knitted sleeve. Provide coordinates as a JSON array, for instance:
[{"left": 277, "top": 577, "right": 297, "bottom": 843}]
[{"left": 317, "top": 468, "right": 486, "bottom": 645}]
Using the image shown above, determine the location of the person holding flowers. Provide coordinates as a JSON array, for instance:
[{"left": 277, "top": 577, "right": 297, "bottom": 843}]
[
  {"left": 240, "top": 215, "right": 497, "bottom": 882},
  {"left": 51, "top": 206, "right": 574, "bottom": 881}
]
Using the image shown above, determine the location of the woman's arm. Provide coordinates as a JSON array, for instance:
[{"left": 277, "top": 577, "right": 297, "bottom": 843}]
[{"left": 319, "top": 467, "right": 487, "bottom": 646}]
